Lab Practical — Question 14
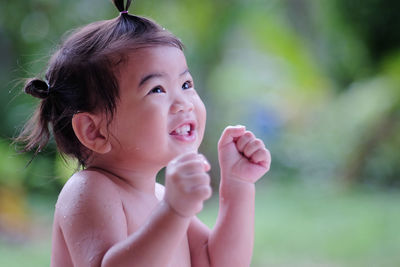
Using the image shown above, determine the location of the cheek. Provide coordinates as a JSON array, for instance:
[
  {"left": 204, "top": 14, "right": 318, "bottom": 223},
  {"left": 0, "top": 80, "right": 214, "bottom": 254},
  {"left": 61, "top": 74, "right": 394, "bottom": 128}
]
[
  {"left": 135, "top": 111, "right": 167, "bottom": 141},
  {"left": 196, "top": 96, "right": 206, "bottom": 121},
  {"left": 196, "top": 99, "right": 207, "bottom": 138},
  {"left": 113, "top": 105, "right": 167, "bottom": 147}
]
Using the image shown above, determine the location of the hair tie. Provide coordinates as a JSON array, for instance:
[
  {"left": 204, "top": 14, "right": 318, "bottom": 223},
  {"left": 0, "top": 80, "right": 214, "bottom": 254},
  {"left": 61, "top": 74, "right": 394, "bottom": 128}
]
[
  {"left": 25, "top": 78, "right": 51, "bottom": 100},
  {"left": 120, "top": 11, "right": 128, "bottom": 15}
]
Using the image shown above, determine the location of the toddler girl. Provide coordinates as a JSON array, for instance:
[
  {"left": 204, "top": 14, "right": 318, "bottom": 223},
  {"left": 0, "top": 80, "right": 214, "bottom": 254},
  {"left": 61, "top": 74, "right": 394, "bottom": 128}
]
[{"left": 17, "top": 0, "right": 271, "bottom": 266}]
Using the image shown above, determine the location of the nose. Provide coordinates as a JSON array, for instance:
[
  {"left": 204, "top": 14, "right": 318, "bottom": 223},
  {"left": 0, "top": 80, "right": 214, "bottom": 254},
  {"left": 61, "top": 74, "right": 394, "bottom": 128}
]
[{"left": 170, "top": 95, "right": 194, "bottom": 114}]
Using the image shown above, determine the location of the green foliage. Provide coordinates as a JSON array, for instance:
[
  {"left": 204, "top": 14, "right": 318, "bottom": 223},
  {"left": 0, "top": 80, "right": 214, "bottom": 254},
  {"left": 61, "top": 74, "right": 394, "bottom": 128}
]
[
  {"left": 1, "top": 0, "right": 398, "bottom": 193},
  {"left": 0, "top": 140, "right": 28, "bottom": 187},
  {"left": 337, "top": 0, "right": 400, "bottom": 62}
]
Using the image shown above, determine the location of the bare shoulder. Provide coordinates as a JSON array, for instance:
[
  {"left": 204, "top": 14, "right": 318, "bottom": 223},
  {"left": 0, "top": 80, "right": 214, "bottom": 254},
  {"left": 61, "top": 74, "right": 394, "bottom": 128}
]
[
  {"left": 53, "top": 169, "right": 127, "bottom": 266},
  {"left": 55, "top": 169, "right": 121, "bottom": 216}
]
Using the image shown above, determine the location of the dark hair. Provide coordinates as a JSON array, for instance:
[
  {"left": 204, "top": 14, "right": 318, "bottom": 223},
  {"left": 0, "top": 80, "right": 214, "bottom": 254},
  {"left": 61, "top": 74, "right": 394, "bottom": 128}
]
[{"left": 15, "top": 0, "right": 184, "bottom": 166}]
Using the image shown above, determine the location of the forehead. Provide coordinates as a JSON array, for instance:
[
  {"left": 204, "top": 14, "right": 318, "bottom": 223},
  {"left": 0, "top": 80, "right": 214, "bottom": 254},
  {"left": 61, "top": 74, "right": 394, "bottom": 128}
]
[{"left": 120, "top": 46, "right": 187, "bottom": 80}]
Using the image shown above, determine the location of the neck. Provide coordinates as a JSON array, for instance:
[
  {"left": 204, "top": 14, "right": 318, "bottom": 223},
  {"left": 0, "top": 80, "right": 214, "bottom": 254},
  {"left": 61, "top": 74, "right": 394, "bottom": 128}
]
[{"left": 87, "top": 158, "right": 162, "bottom": 195}]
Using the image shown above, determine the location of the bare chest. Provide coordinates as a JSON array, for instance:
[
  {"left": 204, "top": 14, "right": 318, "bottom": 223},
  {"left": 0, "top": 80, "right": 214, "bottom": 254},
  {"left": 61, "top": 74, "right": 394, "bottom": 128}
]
[{"left": 121, "top": 194, "right": 191, "bottom": 267}]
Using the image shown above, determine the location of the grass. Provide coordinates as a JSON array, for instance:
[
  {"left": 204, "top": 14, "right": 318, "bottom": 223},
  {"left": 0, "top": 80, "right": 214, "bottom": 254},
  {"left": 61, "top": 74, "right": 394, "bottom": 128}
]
[
  {"left": 199, "top": 180, "right": 400, "bottom": 267},
  {"left": 1, "top": 180, "right": 399, "bottom": 266}
]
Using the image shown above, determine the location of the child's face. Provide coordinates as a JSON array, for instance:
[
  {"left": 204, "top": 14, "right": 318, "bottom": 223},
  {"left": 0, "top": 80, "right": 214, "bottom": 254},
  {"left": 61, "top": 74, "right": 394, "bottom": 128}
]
[{"left": 109, "top": 46, "right": 206, "bottom": 168}]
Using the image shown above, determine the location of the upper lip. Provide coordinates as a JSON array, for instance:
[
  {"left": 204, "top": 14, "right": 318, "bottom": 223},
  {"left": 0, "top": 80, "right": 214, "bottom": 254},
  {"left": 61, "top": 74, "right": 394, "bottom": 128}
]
[{"left": 169, "top": 120, "right": 197, "bottom": 134}]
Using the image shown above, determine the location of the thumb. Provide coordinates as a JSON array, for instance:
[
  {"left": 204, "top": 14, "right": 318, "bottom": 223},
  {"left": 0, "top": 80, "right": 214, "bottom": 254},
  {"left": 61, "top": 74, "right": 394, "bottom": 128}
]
[{"left": 218, "top": 125, "right": 246, "bottom": 148}]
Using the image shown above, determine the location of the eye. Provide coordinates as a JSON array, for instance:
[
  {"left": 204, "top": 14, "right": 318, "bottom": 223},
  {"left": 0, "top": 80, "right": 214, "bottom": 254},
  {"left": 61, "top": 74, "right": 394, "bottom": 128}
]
[
  {"left": 182, "top": 81, "right": 193, "bottom": 90},
  {"left": 148, "top": 86, "right": 165, "bottom": 95}
]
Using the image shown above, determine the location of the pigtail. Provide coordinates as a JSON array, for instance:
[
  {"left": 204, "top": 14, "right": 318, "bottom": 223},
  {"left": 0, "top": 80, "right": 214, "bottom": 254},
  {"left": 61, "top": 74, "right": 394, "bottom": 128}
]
[
  {"left": 15, "top": 78, "right": 52, "bottom": 157},
  {"left": 112, "top": 0, "right": 132, "bottom": 13}
]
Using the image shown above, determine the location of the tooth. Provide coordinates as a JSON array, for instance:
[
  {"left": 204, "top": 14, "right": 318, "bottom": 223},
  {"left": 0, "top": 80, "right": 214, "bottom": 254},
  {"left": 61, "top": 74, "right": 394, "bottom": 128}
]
[{"left": 174, "top": 124, "right": 190, "bottom": 135}]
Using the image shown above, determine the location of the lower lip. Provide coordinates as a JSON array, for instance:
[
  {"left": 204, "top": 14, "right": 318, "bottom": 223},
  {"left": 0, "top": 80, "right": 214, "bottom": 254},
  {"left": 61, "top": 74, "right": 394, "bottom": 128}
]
[{"left": 170, "top": 130, "right": 197, "bottom": 142}]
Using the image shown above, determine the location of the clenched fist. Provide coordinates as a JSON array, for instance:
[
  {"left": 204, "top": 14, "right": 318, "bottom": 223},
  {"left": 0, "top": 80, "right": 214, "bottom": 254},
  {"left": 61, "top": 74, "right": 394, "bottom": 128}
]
[
  {"left": 164, "top": 152, "right": 212, "bottom": 218},
  {"left": 218, "top": 125, "right": 271, "bottom": 183}
]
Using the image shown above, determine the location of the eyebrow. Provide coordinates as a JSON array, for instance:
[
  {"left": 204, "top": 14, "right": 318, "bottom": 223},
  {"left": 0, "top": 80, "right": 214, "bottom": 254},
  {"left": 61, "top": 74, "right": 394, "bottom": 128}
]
[
  {"left": 138, "top": 68, "right": 190, "bottom": 87},
  {"left": 179, "top": 69, "right": 190, "bottom": 77},
  {"left": 138, "top": 72, "right": 165, "bottom": 87}
]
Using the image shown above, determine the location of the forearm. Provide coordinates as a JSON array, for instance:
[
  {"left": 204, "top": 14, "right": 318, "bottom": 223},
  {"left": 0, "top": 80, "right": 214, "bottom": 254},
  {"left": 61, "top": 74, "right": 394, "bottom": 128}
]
[
  {"left": 101, "top": 201, "right": 190, "bottom": 267},
  {"left": 208, "top": 175, "right": 255, "bottom": 267}
]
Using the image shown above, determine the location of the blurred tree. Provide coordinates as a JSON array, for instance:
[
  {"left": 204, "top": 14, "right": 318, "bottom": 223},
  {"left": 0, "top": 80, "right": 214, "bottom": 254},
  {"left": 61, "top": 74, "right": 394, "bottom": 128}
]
[
  {"left": 1, "top": 0, "right": 400, "bottom": 207},
  {"left": 334, "top": 0, "right": 400, "bottom": 186},
  {"left": 338, "top": 0, "right": 400, "bottom": 62}
]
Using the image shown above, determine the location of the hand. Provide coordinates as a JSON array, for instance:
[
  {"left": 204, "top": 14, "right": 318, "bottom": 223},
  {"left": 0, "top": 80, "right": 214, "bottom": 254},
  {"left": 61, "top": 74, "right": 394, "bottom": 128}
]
[
  {"left": 164, "top": 152, "right": 212, "bottom": 217},
  {"left": 218, "top": 125, "right": 271, "bottom": 184}
]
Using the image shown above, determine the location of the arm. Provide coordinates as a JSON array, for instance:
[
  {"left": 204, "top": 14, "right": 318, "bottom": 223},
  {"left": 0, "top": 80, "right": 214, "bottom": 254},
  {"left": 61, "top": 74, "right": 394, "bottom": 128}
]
[
  {"left": 189, "top": 126, "right": 271, "bottom": 267},
  {"left": 208, "top": 173, "right": 256, "bottom": 266},
  {"left": 102, "top": 201, "right": 191, "bottom": 267},
  {"left": 104, "top": 152, "right": 212, "bottom": 266},
  {"left": 56, "top": 162, "right": 210, "bottom": 267}
]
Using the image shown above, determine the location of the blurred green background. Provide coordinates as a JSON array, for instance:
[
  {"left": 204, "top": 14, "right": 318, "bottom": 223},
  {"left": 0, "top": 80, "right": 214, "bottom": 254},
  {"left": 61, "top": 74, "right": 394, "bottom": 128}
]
[{"left": 1, "top": 0, "right": 400, "bottom": 266}]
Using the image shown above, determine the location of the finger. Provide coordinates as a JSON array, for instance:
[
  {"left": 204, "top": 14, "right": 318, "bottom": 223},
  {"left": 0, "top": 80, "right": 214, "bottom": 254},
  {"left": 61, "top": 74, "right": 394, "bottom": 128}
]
[
  {"left": 177, "top": 158, "right": 210, "bottom": 173},
  {"left": 243, "top": 138, "right": 265, "bottom": 158},
  {"left": 180, "top": 173, "right": 211, "bottom": 190},
  {"left": 250, "top": 148, "right": 271, "bottom": 167},
  {"left": 190, "top": 184, "right": 212, "bottom": 200},
  {"left": 170, "top": 151, "right": 200, "bottom": 164},
  {"left": 218, "top": 125, "right": 246, "bottom": 148},
  {"left": 172, "top": 173, "right": 210, "bottom": 196},
  {"left": 199, "top": 154, "right": 211, "bottom": 172},
  {"left": 236, "top": 131, "right": 256, "bottom": 153},
  {"left": 171, "top": 153, "right": 210, "bottom": 171}
]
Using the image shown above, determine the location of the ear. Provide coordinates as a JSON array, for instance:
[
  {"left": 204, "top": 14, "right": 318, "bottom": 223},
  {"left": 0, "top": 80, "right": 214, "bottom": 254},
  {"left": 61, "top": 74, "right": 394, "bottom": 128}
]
[{"left": 72, "top": 112, "right": 112, "bottom": 154}]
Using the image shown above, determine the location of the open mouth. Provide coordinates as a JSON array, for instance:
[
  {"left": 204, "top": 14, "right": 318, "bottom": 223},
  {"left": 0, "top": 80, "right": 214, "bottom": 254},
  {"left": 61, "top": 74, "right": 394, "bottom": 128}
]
[{"left": 170, "top": 123, "right": 195, "bottom": 137}]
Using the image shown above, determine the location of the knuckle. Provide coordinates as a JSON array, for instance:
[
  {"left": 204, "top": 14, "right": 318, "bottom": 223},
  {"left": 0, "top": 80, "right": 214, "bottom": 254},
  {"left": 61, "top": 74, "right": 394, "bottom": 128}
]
[
  {"left": 253, "top": 148, "right": 264, "bottom": 156},
  {"left": 203, "top": 186, "right": 212, "bottom": 199},
  {"left": 204, "top": 173, "right": 211, "bottom": 183},
  {"left": 195, "top": 185, "right": 210, "bottom": 198},
  {"left": 198, "top": 173, "right": 210, "bottom": 184},
  {"left": 244, "top": 131, "right": 253, "bottom": 138},
  {"left": 165, "top": 165, "right": 175, "bottom": 175},
  {"left": 197, "top": 153, "right": 207, "bottom": 162},
  {"left": 167, "top": 158, "right": 177, "bottom": 167},
  {"left": 254, "top": 139, "right": 263, "bottom": 146},
  {"left": 175, "top": 152, "right": 197, "bottom": 163},
  {"left": 186, "top": 159, "right": 202, "bottom": 169},
  {"left": 225, "top": 125, "right": 236, "bottom": 131}
]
